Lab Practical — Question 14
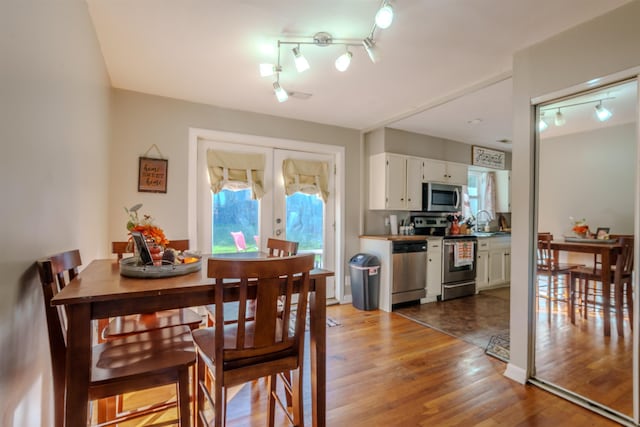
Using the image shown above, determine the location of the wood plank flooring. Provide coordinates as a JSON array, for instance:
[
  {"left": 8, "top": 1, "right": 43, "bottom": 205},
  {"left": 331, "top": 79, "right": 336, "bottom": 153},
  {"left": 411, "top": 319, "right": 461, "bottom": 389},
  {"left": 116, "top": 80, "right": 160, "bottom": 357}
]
[{"left": 111, "top": 302, "right": 620, "bottom": 426}]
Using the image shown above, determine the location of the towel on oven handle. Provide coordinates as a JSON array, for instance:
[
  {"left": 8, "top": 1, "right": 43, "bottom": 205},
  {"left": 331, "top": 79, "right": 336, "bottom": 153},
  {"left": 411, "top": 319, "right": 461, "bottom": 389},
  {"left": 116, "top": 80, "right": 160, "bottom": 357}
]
[{"left": 454, "top": 241, "right": 474, "bottom": 267}]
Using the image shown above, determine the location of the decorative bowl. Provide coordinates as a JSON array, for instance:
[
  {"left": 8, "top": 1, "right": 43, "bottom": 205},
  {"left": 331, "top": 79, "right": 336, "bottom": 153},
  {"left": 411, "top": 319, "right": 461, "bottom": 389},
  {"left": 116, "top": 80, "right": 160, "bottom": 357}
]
[{"left": 119, "top": 255, "right": 202, "bottom": 278}]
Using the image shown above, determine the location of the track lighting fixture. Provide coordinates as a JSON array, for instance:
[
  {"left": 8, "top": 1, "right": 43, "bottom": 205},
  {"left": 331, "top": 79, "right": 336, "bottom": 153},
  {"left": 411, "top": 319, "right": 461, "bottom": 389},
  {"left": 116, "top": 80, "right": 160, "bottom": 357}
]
[
  {"left": 540, "top": 96, "right": 615, "bottom": 129},
  {"left": 292, "top": 46, "right": 310, "bottom": 73},
  {"left": 375, "top": 2, "right": 394, "bottom": 29},
  {"left": 335, "top": 49, "right": 353, "bottom": 72},
  {"left": 273, "top": 81, "right": 288, "bottom": 103},
  {"left": 538, "top": 112, "right": 548, "bottom": 132},
  {"left": 554, "top": 109, "right": 566, "bottom": 126},
  {"left": 594, "top": 101, "right": 612, "bottom": 121},
  {"left": 259, "top": 1, "right": 394, "bottom": 102}
]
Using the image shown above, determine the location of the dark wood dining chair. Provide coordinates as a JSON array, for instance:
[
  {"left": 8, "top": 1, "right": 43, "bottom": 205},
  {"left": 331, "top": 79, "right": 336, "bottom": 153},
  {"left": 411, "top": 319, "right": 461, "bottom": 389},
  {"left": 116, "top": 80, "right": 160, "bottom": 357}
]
[
  {"left": 107, "top": 239, "right": 201, "bottom": 339},
  {"left": 267, "top": 237, "right": 299, "bottom": 257},
  {"left": 569, "top": 236, "right": 634, "bottom": 335},
  {"left": 193, "top": 254, "right": 315, "bottom": 427},
  {"left": 38, "top": 250, "right": 196, "bottom": 427},
  {"left": 536, "top": 233, "right": 583, "bottom": 302}
]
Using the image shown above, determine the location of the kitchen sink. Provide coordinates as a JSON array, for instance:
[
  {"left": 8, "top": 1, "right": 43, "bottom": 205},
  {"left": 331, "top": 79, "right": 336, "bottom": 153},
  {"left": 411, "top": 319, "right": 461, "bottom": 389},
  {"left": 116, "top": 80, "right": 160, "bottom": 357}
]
[{"left": 473, "top": 231, "right": 511, "bottom": 237}]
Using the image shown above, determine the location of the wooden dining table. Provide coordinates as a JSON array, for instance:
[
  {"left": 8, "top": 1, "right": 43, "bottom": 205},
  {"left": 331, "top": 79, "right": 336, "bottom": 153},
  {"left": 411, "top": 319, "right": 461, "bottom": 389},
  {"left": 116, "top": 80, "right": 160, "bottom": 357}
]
[
  {"left": 549, "top": 240, "right": 621, "bottom": 336},
  {"left": 51, "top": 253, "right": 333, "bottom": 427}
]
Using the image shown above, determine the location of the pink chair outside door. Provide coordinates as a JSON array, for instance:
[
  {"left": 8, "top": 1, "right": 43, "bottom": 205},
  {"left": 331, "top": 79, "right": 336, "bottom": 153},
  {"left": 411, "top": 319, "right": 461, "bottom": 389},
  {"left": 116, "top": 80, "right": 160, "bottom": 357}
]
[{"left": 230, "top": 231, "right": 247, "bottom": 251}]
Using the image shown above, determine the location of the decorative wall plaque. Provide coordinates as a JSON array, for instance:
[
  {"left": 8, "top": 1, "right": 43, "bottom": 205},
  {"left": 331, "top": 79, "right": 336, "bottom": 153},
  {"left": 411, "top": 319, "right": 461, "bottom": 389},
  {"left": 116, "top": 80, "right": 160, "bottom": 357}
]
[{"left": 471, "top": 146, "right": 505, "bottom": 169}]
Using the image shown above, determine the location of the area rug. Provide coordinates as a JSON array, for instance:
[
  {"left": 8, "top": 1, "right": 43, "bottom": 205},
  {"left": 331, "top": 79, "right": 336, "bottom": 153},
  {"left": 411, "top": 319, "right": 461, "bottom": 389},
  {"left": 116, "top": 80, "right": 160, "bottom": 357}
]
[{"left": 485, "top": 334, "right": 510, "bottom": 362}]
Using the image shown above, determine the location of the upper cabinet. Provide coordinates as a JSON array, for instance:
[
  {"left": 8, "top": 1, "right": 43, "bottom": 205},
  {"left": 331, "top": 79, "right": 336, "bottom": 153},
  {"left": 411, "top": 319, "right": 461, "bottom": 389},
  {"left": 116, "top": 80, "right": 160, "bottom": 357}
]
[
  {"left": 369, "top": 153, "right": 423, "bottom": 210},
  {"left": 495, "top": 170, "right": 511, "bottom": 212},
  {"left": 423, "top": 159, "right": 468, "bottom": 186}
]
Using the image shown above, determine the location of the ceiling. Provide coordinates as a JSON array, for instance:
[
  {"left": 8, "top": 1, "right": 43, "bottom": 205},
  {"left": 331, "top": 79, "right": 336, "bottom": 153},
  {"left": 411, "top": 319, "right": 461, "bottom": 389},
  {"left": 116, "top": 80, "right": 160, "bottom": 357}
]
[{"left": 86, "top": 0, "right": 632, "bottom": 151}]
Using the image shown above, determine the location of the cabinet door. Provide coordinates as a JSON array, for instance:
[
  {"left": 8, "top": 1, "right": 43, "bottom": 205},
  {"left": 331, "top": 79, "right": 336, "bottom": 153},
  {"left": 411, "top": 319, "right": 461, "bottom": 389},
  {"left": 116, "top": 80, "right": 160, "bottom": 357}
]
[
  {"left": 476, "top": 250, "right": 490, "bottom": 290},
  {"left": 446, "top": 162, "right": 468, "bottom": 186},
  {"left": 495, "top": 170, "right": 511, "bottom": 212},
  {"left": 406, "top": 157, "right": 423, "bottom": 210},
  {"left": 426, "top": 240, "right": 442, "bottom": 297},
  {"left": 488, "top": 248, "right": 507, "bottom": 286},
  {"left": 385, "top": 154, "right": 407, "bottom": 210},
  {"left": 423, "top": 159, "right": 448, "bottom": 183}
]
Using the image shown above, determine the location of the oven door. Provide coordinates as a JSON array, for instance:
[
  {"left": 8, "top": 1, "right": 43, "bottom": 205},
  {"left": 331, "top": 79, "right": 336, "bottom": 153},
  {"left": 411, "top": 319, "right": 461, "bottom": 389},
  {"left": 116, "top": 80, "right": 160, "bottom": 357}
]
[{"left": 442, "top": 239, "right": 477, "bottom": 284}]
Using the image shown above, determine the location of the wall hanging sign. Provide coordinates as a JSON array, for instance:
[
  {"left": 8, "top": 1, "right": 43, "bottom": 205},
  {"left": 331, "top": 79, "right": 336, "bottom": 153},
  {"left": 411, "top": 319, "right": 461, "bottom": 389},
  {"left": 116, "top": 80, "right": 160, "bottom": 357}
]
[
  {"left": 472, "top": 145, "right": 505, "bottom": 169},
  {"left": 138, "top": 144, "right": 168, "bottom": 193}
]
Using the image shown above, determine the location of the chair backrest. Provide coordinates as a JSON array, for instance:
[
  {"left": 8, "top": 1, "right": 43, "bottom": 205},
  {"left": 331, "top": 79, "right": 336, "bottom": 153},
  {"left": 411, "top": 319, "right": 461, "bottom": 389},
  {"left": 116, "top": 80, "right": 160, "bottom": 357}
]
[
  {"left": 266, "top": 238, "right": 299, "bottom": 257},
  {"left": 207, "top": 254, "right": 315, "bottom": 366},
  {"left": 112, "top": 239, "right": 190, "bottom": 260},
  {"left": 230, "top": 232, "right": 247, "bottom": 251},
  {"left": 615, "top": 236, "right": 634, "bottom": 277},
  {"left": 36, "top": 250, "right": 82, "bottom": 418},
  {"left": 537, "top": 233, "right": 553, "bottom": 270}
]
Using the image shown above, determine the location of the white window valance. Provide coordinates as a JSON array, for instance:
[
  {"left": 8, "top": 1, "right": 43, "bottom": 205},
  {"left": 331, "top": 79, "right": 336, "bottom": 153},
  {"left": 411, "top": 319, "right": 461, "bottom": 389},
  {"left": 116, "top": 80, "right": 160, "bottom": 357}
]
[
  {"left": 206, "top": 149, "right": 265, "bottom": 199},
  {"left": 282, "top": 158, "right": 329, "bottom": 202}
]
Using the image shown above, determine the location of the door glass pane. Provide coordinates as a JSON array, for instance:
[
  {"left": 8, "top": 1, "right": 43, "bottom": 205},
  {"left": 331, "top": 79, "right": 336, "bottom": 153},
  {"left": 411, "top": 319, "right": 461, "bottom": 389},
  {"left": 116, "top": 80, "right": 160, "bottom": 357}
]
[
  {"left": 212, "top": 188, "right": 259, "bottom": 253},
  {"left": 286, "top": 192, "right": 324, "bottom": 267}
]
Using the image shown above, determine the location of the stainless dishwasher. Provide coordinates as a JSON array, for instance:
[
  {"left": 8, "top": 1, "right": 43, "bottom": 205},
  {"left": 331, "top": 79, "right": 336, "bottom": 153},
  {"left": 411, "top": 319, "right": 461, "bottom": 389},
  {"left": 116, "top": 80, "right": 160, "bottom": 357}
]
[{"left": 391, "top": 241, "right": 427, "bottom": 305}]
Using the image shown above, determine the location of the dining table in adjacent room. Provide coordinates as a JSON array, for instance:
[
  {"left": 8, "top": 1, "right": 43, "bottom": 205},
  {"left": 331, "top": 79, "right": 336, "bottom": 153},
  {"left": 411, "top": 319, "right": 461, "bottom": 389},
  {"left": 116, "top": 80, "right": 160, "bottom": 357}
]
[
  {"left": 51, "top": 253, "right": 334, "bottom": 427},
  {"left": 549, "top": 239, "right": 622, "bottom": 336}
]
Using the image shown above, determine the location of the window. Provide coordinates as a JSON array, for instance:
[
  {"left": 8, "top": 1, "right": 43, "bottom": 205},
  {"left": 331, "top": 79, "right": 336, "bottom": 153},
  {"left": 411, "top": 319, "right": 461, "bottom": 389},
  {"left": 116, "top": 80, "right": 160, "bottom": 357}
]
[{"left": 466, "top": 170, "right": 495, "bottom": 221}]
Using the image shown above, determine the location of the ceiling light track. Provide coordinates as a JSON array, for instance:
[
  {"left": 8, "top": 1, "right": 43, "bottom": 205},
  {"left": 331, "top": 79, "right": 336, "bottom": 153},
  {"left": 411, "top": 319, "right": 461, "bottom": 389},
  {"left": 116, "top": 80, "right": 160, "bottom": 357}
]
[
  {"left": 539, "top": 96, "right": 615, "bottom": 130},
  {"left": 260, "top": 0, "right": 394, "bottom": 102}
]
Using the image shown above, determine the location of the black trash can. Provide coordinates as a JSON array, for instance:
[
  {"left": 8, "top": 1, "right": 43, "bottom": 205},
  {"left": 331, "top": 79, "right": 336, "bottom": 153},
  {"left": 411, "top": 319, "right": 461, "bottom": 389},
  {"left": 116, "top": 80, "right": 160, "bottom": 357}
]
[{"left": 349, "top": 253, "right": 380, "bottom": 310}]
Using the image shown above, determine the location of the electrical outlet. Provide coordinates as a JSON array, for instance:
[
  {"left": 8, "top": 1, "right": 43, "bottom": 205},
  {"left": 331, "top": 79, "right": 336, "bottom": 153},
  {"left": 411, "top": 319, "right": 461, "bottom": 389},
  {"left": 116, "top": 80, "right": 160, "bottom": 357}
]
[{"left": 384, "top": 217, "right": 390, "bottom": 226}]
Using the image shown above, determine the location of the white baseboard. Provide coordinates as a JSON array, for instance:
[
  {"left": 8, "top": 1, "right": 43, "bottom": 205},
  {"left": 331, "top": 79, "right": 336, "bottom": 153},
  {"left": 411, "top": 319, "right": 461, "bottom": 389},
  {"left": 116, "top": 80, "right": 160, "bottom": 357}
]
[{"left": 503, "top": 363, "right": 527, "bottom": 384}]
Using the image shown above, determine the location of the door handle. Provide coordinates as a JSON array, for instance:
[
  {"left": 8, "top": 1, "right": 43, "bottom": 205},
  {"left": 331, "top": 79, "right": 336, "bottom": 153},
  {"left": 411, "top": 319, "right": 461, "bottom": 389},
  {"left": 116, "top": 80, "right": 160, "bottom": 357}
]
[{"left": 275, "top": 229, "right": 282, "bottom": 236}]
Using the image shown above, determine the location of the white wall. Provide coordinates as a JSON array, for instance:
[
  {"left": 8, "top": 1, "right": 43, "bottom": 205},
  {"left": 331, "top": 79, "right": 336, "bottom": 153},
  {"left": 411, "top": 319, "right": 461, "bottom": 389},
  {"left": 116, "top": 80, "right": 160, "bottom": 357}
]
[
  {"left": 510, "top": 1, "right": 640, "bottom": 383},
  {"left": 539, "top": 123, "right": 636, "bottom": 238},
  {"left": 0, "top": 0, "right": 111, "bottom": 425},
  {"left": 109, "top": 89, "right": 361, "bottom": 271}
]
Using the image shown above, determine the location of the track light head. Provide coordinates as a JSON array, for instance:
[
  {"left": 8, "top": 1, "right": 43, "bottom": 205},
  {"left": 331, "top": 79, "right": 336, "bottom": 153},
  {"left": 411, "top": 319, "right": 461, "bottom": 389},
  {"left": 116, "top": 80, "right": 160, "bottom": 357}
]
[
  {"left": 362, "top": 37, "right": 379, "bottom": 63},
  {"left": 292, "top": 46, "right": 310, "bottom": 72},
  {"left": 375, "top": 2, "right": 394, "bottom": 29},
  {"left": 595, "top": 102, "right": 612, "bottom": 121},
  {"left": 538, "top": 112, "right": 548, "bottom": 132},
  {"left": 259, "top": 63, "right": 281, "bottom": 77},
  {"left": 273, "top": 82, "right": 289, "bottom": 102},
  {"left": 554, "top": 109, "right": 565, "bottom": 126},
  {"left": 335, "top": 50, "right": 352, "bottom": 72}
]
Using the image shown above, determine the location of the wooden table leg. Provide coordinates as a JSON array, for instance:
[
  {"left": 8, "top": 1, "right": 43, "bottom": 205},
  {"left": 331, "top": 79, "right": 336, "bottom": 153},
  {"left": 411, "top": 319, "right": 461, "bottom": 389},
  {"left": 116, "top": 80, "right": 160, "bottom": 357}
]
[
  {"left": 309, "top": 276, "right": 326, "bottom": 427},
  {"left": 569, "top": 274, "right": 576, "bottom": 324},
  {"left": 602, "top": 250, "right": 611, "bottom": 337},
  {"left": 64, "top": 304, "right": 92, "bottom": 427}
]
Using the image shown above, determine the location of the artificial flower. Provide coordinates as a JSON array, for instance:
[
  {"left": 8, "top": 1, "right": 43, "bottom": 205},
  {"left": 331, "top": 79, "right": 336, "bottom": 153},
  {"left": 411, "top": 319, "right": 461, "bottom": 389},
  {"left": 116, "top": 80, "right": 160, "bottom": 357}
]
[{"left": 124, "top": 204, "right": 169, "bottom": 247}]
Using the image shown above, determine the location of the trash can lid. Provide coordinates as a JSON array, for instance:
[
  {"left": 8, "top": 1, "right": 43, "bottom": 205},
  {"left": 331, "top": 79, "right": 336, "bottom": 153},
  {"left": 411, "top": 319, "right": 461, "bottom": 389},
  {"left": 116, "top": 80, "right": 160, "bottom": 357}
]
[{"left": 349, "top": 253, "right": 380, "bottom": 267}]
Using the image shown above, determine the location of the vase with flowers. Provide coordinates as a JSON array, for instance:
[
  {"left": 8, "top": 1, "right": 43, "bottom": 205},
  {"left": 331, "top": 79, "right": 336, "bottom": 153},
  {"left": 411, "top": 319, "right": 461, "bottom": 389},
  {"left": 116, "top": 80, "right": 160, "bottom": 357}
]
[
  {"left": 125, "top": 204, "right": 169, "bottom": 265},
  {"left": 570, "top": 217, "right": 590, "bottom": 238}
]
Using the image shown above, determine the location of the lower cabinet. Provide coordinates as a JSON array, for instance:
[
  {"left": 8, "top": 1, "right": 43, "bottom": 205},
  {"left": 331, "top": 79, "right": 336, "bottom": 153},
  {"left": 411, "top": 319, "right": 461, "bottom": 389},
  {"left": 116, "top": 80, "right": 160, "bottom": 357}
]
[
  {"left": 476, "top": 236, "right": 511, "bottom": 290},
  {"left": 424, "top": 238, "right": 442, "bottom": 302}
]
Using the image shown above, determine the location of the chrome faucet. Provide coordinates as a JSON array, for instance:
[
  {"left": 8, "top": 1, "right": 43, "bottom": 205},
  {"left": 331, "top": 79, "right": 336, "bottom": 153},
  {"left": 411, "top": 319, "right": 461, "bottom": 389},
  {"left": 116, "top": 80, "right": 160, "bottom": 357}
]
[{"left": 476, "top": 210, "right": 493, "bottom": 231}]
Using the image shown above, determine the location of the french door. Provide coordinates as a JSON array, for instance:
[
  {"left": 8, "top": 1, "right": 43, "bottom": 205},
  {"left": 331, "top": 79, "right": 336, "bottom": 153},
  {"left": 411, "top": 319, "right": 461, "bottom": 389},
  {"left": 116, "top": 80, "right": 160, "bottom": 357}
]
[{"left": 196, "top": 139, "right": 335, "bottom": 298}]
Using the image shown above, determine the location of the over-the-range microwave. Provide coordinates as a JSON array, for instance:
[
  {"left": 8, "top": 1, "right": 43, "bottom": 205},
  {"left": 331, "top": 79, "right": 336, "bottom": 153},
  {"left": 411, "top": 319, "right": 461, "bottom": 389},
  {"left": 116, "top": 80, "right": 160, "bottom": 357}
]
[{"left": 422, "top": 182, "right": 462, "bottom": 212}]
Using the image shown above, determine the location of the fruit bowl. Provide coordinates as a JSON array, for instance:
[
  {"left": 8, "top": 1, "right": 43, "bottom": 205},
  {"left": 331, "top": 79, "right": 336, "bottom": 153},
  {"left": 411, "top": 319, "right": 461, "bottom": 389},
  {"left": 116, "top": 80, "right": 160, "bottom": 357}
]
[{"left": 119, "top": 255, "right": 202, "bottom": 278}]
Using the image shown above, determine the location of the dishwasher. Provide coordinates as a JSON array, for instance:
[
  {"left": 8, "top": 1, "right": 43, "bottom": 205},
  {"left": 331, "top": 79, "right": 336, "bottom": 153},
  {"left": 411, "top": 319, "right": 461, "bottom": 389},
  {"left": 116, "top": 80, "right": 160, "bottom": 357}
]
[{"left": 391, "top": 241, "right": 427, "bottom": 305}]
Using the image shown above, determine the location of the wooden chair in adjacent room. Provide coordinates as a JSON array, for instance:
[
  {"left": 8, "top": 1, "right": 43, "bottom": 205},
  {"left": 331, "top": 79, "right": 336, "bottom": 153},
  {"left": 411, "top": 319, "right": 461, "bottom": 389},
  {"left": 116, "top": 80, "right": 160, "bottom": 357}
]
[
  {"left": 536, "top": 233, "right": 583, "bottom": 303},
  {"left": 107, "top": 239, "right": 201, "bottom": 339},
  {"left": 569, "top": 236, "right": 634, "bottom": 335},
  {"left": 37, "top": 250, "right": 196, "bottom": 427},
  {"left": 193, "top": 253, "right": 315, "bottom": 427}
]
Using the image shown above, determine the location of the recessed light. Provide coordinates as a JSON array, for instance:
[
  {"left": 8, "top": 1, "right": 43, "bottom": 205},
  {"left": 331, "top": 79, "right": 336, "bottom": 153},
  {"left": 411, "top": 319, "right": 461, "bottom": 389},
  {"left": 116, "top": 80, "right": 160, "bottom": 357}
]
[
  {"left": 496, "top": 139, "right": 512, "bottom": 144},
  {"left": 467, "top": 118, "right": 483, "bottom": 125}
]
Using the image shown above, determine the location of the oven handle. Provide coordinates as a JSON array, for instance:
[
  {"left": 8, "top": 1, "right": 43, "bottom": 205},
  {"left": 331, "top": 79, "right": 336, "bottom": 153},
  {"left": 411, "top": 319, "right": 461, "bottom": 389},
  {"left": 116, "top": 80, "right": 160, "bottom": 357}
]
[{"left": 443, "top": 240, "right": 476, "bottom": 246}]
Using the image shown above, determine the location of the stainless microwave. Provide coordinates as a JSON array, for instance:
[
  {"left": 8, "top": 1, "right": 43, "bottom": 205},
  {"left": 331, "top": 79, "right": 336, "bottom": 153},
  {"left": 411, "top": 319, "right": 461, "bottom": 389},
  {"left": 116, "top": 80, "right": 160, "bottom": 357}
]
[{"left": 422, "top": 182, "right": 462, "bottom": 212}]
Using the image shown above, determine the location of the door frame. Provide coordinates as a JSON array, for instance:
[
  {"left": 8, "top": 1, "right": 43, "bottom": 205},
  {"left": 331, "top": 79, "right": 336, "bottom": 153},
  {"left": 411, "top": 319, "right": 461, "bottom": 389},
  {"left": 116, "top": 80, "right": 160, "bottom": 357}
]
[{"left": 188, "top": 127, "right": 346, "bottom": 301}]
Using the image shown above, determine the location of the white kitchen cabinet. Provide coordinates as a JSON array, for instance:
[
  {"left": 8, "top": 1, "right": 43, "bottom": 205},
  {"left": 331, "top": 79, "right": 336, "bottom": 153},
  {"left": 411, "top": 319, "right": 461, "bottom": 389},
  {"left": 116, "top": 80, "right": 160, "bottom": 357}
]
[
  {"left": 424, "top": 238, "right": 442, "bottom": 302},
  {"left": 475, "top": 239, "right": 490, "bottom": 290},
  {"left": 423, "top": 159, "right": 468, "bottom": 186},
  {"left": 476, "top": 236, "right": 511, "bottom": 290},
  {"left": 495, "top": 170, "right": 511, "bottom": 212},
  {"left": 369, "top": 153, "right": 423, "bottom": 210}
]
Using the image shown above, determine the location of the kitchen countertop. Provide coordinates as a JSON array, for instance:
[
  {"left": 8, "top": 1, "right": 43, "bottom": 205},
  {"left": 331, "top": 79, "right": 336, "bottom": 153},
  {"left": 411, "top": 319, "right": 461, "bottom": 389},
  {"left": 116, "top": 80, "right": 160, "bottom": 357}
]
[{"left": 359, "top": 235, "right": 435, "bottom": 241}]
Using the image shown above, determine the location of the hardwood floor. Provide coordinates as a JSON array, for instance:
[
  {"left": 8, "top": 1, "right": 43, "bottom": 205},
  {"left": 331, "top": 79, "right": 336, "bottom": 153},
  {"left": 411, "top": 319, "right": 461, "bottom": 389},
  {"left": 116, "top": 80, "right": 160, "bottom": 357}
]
[{"left": 110, "top": 302, "right": 619, "bottom": 426}]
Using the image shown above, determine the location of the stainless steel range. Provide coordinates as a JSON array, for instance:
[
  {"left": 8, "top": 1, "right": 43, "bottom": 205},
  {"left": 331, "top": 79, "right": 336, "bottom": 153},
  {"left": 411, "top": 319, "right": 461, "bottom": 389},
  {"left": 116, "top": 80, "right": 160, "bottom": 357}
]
[{"left": 411, "top": 214, "right": 478, "bottom": 301}]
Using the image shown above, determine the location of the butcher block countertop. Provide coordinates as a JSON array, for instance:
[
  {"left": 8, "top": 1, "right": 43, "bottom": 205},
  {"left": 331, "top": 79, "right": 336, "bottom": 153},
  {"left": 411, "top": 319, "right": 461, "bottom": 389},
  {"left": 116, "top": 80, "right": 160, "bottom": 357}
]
[{"left": 359, "top": 235, "right": 432, "bottom": 241}]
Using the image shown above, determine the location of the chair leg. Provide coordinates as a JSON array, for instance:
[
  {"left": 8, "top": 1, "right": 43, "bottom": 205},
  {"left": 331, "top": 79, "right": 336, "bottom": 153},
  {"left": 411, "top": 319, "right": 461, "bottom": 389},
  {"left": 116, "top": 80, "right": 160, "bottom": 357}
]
[
  {"left": 196, "top": 354, "right": 206, "bottom": 427},
  {"left": 214, "top": 377, "right": 225, "bottom": 427},
  {"left": 626, "top": 281, "right": 634, "bottom": 329},
  {"left": 177, "top": 366, "right": 191, "bottom": 426},
  {"left": 291, "top": 367, "right": 304, "bottom": 426},
  {"left": 267, "top": 374, "right": 277, "bottom": 427}
]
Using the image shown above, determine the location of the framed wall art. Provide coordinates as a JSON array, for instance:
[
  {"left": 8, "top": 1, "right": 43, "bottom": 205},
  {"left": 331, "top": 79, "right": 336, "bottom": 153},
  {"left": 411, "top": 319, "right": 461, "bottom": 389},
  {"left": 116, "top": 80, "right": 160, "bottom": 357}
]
[
  {"left": 138, "top": 156, "right": 168, "bottom": 193},
  {"left": 471, "top": 145, "right": 505, "bottom": 169}
]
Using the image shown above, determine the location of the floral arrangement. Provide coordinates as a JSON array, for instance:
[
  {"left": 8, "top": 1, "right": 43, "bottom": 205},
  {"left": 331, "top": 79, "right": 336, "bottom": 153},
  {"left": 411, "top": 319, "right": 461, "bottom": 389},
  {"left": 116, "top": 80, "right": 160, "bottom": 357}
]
[
  {"left": 570, "top": 217, "right": 589, "bottom": 237},
  {"left": 125, "top": 204, "right": 169, "bottom": 247}
]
